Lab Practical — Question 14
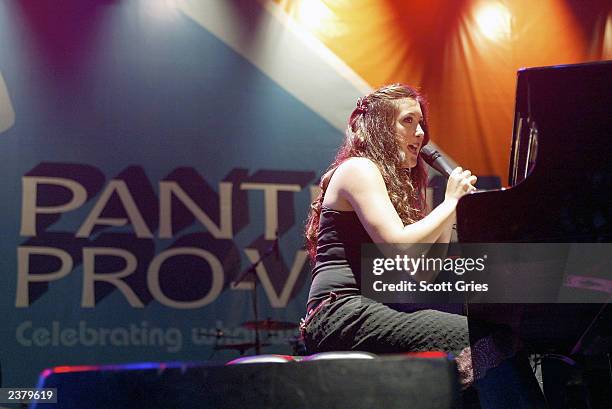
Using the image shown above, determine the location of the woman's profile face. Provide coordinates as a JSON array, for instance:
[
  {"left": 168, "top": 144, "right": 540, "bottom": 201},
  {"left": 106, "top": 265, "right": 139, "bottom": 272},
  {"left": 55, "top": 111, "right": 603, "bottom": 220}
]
[{"left": 395, "top": 98, "right": 425, "bottom": 169}]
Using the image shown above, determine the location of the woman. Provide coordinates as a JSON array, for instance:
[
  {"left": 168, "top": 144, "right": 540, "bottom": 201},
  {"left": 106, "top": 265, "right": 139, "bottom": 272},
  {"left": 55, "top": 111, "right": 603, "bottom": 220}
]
[
  {"left": 301, "top": 84, "right": 545, "bottom": 407},
  {"left": 302, "top": 83, "right": 474, "bottom": 356}
]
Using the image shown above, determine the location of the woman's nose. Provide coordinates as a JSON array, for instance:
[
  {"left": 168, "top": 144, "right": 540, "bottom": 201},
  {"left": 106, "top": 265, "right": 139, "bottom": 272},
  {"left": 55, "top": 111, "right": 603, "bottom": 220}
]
[{"left": 415, "top": 123, "right": 425, "bottom": 138}]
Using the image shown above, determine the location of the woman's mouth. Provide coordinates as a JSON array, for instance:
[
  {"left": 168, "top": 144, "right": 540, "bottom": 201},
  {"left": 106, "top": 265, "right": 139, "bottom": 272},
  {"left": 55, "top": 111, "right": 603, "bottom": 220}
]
[{"left": 407, "top": 144, "right": 419, "bottom": 155}]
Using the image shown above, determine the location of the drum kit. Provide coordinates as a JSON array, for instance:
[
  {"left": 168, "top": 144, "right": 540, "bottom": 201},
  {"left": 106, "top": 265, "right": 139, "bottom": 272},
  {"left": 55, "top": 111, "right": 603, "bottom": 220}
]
[
  {"left": 213, "top": 231, "right": 305, "bottom": 356},
  {"left": 210, "top": 319, "right": 304, "bottom": 355},
  {"left": 210, "top": 318, "right": 302, "bottom": 355}
]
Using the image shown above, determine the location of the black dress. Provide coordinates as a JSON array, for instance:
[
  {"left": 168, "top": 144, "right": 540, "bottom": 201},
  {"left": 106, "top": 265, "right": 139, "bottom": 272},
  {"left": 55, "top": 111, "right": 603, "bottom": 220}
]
[{"left": 302, "top": 206, "right": 469, "bottom": 356}]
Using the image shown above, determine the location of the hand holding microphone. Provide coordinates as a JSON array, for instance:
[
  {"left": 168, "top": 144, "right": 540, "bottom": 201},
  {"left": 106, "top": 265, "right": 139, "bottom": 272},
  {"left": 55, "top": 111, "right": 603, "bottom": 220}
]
[{"left": 445, "top": 167, "right": 477, "bottom": 200}]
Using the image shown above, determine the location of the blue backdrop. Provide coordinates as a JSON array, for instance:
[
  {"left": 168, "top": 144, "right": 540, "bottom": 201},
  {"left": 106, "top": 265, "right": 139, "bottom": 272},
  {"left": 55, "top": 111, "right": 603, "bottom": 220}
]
[{"left": 0, "top": 0, "right": 354, "bottom": 388}]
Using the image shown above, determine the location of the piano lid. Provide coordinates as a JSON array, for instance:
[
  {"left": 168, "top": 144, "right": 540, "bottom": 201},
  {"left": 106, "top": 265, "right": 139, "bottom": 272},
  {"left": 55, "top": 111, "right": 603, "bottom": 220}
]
[{"left": 457, "top": 60, "right": 612, "bottom": 243}]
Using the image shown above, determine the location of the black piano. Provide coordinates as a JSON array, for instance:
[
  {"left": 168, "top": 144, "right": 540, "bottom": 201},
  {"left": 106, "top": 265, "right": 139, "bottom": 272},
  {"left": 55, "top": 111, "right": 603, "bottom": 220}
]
[{"left": 456, "top": 61, "right": 612, "bottom": 406}]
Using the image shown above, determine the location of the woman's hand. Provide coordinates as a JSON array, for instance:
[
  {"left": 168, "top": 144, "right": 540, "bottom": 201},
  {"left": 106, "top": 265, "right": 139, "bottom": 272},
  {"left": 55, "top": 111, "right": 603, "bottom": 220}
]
[{"left": 445, "top": 167, "right": 477, "bottom": 201}]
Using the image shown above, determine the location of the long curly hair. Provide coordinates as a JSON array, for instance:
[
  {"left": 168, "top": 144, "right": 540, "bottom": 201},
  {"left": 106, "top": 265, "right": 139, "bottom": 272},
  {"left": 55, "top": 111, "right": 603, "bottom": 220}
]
[{"left": 305, "top": 83, "right": 431, "bottom": 262}]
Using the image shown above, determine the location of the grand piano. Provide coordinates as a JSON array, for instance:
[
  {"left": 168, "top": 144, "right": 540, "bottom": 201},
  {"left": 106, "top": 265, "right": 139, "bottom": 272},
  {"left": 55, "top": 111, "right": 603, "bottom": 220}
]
[
  {"left": 458, "top": 61, "right": 611, "bottom": 243},
  {"left": 456, "top": 61, "right": 612, "bottom": 405}
]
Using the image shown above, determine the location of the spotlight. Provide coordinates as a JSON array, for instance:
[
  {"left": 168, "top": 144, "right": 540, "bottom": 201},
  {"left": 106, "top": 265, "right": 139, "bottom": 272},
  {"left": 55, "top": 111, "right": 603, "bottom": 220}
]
[
  {"left": 474, "top": 1, "right": 512, "bottom": 42},
  {"left": 297, "top": 0, "right": 333, "bottom": 33}
]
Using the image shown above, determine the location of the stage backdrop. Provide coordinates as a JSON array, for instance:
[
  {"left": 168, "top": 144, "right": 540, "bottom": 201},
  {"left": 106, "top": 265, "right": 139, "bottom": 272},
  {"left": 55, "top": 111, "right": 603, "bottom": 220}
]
[
  {"left": 274, "top": 0, "right": 612, "bottom": 180},
  {"left": 0, "top": 0, "right": 382, "bottom": 388}
]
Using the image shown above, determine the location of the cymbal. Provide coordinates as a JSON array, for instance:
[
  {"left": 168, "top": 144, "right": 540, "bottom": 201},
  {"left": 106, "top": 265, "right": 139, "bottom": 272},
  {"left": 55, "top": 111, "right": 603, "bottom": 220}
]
[
  {"left": 241, "top": 319, "right": 298, "bottom": 331},
  {"left": 213, "top": 342, "right": 271, "bottom": 351},
  {"left": 197, "top": 330, "right": 243, "bottom": 339}
]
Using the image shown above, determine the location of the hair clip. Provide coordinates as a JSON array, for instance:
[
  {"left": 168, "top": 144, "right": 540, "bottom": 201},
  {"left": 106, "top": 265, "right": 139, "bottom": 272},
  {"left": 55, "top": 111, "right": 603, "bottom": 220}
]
[{"left": 356, "top": 97, "right": 369, "bottom": 114}]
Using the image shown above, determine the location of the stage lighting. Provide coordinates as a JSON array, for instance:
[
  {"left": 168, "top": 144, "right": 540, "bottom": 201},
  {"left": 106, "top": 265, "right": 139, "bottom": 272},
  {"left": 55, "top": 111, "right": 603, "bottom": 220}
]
[
  {"left": 297, "top": 0, "right": 333, "bottom": 33},
  {"left": 149, "top": 0, "right": 180, "bottom": 22},
  {"left": 474, "top": 1, "right": 512, "bottom": 42}
]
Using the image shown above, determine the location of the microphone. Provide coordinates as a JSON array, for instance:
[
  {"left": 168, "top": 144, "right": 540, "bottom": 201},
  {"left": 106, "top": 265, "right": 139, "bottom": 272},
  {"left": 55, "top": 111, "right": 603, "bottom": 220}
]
[{"left": 420, "top": 145, "right": 455, "bottom": 178}]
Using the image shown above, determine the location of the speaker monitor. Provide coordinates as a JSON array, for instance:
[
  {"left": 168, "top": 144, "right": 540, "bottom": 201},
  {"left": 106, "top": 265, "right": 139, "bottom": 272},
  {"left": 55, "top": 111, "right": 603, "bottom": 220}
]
[{"left": 32, "top": 355, "right": 459, "bottom": 409}]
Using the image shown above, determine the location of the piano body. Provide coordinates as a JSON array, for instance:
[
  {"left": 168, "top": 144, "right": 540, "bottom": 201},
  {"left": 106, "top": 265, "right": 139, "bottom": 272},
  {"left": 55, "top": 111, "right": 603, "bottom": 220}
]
[
  {"left": 458, "top": 61, "right": 611, "bottom": 244},
  {"left": 456, "top": 61, "right": 612, "bottom": 404}
]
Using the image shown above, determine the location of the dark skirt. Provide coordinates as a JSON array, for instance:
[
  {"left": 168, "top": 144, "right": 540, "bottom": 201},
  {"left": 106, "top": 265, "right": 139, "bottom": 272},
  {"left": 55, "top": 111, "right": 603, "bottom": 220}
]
[{"left": 302, "top": 294, "right": 469, "bottom": 356}]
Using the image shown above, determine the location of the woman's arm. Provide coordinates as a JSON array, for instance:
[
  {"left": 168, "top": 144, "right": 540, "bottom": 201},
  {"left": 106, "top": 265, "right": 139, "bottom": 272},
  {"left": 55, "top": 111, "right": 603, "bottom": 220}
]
[
  {"left": 328, "top": 157, "right": 473, "bottom": 245},
  {"left": 435, "top": 210, "right": 456, "bottom": 244},
  {"left": 325, "top": 157, "right": 475, "bottom": 282},
  {"left": 428, "top": 212, "right": 455, "bottom": 281}
]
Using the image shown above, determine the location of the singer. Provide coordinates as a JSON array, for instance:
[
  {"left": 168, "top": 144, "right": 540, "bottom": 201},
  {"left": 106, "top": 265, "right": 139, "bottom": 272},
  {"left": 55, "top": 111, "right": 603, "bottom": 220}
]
[{"left": 301, "top": 84, "right": 545, "bottom": 407}]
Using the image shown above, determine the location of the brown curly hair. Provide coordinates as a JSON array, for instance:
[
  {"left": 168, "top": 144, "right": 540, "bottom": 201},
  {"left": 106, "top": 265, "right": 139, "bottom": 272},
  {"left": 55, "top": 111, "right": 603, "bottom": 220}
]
[{"left": 305, "top": 83, "right": 431, "bottom": 262}]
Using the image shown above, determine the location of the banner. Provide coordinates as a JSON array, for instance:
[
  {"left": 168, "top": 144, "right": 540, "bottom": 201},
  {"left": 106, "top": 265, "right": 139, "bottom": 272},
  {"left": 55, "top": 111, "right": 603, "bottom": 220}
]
[{"left": 0, "top": 0, "right": 365, "bottom": 388}]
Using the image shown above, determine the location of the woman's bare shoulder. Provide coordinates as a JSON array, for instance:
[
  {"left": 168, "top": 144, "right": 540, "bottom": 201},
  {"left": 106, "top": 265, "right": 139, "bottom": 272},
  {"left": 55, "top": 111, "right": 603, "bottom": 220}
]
[
  {"left": 335, "top": 157, "right": 382, "bottom": 180},
  {"left": 329, "top": 157, "right": 387, "bottom": 201},
  {"left": 323, "top": 157, "right": 384, "bottom": 210}
]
